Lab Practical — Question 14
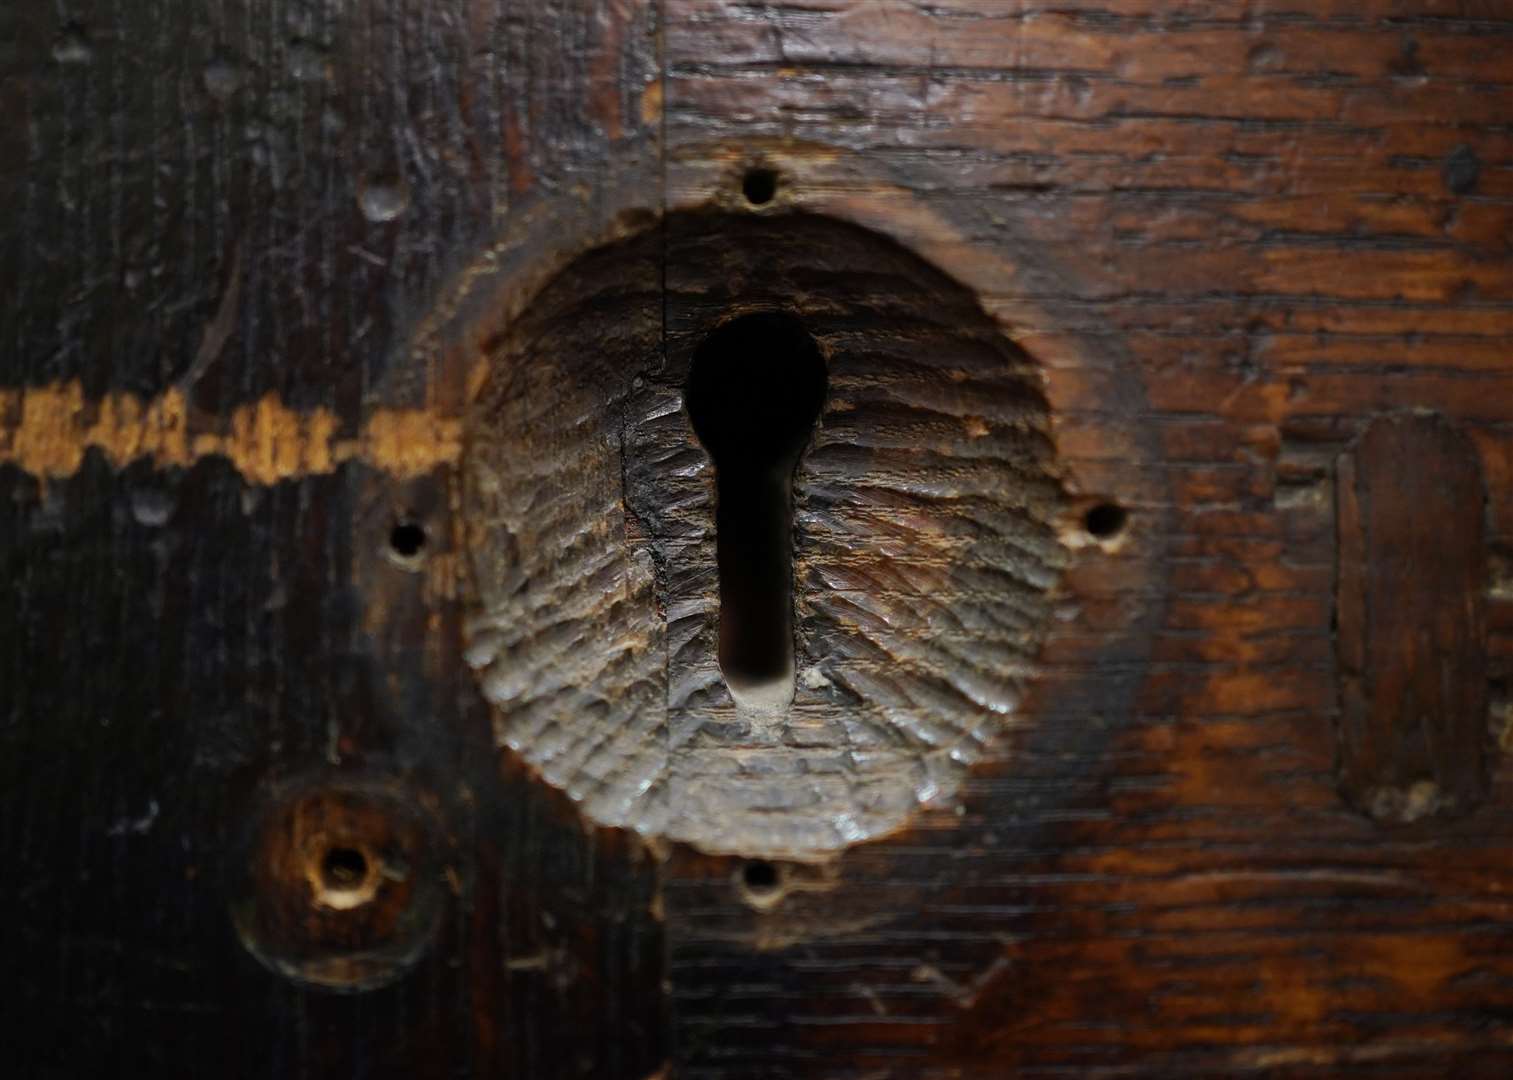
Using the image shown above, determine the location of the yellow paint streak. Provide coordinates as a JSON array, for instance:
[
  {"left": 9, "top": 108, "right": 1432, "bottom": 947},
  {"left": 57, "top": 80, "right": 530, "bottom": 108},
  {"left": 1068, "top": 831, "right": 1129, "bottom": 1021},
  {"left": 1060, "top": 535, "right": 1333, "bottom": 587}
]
[
  {"left": 639, "top": 78, "right": 664, "bottom": 127},
  {"left": 363, "top": 408, "right": 464, "bottom": 479},
  {"left": 0, "top": 381, "right": 461, "bottom": 485}
]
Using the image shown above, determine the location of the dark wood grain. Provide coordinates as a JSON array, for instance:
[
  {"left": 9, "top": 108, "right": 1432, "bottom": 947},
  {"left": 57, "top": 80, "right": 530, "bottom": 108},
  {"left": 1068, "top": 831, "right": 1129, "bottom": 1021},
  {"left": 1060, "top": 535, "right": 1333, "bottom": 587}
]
[
  {"left": 0, "top": 0, "right": 667, "bottom": 1077},
  {"left": 1336, "top": 413, "right": 1488, "bottom": 824},
  {"left": 659, "top": 2, "right": 1513, "bottom": 1077},
  {"left": 5, "top": 0, "right": 1513, "bottom": 1076}
]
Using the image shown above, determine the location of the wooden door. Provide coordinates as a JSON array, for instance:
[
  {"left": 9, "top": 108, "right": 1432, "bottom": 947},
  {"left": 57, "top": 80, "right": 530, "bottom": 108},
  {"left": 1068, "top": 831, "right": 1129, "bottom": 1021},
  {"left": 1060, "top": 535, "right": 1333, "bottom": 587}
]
[{"left": 4, "top": 1, "right": 1513, "bottom": 1076}]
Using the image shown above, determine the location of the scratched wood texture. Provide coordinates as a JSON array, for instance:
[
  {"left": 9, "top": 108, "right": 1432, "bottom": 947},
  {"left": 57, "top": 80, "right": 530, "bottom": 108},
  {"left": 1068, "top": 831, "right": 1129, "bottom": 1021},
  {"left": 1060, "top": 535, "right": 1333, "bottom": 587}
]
[{"left": 4, "top": 0, "right": 1513, "bottom": 1077}]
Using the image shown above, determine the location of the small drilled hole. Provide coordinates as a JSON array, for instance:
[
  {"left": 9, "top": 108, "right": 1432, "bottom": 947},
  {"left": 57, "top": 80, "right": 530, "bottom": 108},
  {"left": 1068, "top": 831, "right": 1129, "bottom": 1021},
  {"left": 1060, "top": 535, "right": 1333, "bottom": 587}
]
[
  {"left": 322, "top": 846, "right": 368, "bottom": 890},
  {"left": 390, "top": 522, "right": 426, "bottom": 559},
  {"left": 742, "top": 168, "right": 778, "bottom": 206},
  {"left": 1084, "top": 502, "right": 1128, "bottom": 540},
  {"left": 744, "top": 860, "right": 778, "bottom": 891},
  {"left": 309, "top": 840, "right": 380, "bottom": 911},
  {"left": 736, "top": 859, "right": 788, "bottom": 909}
]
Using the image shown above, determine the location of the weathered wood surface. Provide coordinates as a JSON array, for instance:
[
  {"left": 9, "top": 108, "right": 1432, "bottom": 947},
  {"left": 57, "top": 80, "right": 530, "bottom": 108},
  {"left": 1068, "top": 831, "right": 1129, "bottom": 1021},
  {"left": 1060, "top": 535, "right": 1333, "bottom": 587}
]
[
  {"left": 1336, "top": 413, "right": 1488, "bottom": 825},
  {"left": 464, "top": 213, "right": 1068, "bottom": 859},
  {"left": 4, "top": 0, "right": 1513, "bottom": 1077}
]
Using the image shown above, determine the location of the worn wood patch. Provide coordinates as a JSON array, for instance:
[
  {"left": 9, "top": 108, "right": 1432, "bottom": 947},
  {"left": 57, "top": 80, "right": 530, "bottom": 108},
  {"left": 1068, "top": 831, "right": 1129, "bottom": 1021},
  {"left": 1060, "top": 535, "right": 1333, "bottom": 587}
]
[
  {"left": 11, "top": 0, "right": 1513, "bottom": 1074},
  {"left": 463, "top": 211, "right": 1067, "bottom": 859},
  {"left": 1336, "top": 413, "right": 1489, "bottom": 823}
]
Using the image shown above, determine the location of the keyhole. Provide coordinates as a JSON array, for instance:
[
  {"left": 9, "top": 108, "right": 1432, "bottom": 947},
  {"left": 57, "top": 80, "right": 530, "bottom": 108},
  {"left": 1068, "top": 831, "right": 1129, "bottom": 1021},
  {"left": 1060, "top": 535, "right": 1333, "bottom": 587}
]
[{"left": 686, "top": 314, "right": 827, "bottom": 709}]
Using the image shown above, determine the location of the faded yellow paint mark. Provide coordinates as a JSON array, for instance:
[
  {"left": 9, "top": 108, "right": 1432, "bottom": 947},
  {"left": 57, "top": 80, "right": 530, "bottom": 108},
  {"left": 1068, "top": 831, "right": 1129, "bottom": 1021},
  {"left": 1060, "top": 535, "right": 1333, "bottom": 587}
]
[
  {"left": 639, "top": 78, "right": 663, "bottom": 127},
  {"left": 363, "top": 408, "right": 463, "bottom": 480},
  {"left": 0, "top": 381, "right": 461, "bottom": 485}
]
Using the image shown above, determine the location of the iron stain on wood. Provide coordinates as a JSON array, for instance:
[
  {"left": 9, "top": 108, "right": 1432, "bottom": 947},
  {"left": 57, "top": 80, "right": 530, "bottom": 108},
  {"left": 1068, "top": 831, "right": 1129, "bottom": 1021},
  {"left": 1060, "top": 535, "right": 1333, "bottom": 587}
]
[{"left": 1335, "top": 412, "right": 1489, "bottom": 824}]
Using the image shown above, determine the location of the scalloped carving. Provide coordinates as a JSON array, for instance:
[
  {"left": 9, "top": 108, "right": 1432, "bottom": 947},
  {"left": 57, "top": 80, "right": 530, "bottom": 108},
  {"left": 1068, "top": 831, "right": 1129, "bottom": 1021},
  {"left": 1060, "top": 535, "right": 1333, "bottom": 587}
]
[{"left": 464, "top": 212, "right": 1066, "bottom": 858}]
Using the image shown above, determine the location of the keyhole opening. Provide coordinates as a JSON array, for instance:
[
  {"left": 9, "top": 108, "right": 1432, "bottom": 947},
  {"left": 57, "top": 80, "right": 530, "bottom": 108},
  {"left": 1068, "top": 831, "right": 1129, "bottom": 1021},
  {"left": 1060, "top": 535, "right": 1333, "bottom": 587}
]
[{"left": 686, "top": 313, "right": 827, "bottom": 709}]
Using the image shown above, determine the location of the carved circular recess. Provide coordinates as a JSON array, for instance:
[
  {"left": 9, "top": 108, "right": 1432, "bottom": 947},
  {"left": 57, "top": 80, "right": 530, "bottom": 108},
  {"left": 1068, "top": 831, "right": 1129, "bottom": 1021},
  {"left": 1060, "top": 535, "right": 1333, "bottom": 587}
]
[
  {"left": 230, "top": 775, "right": 455, "bottom": 991},
  {"left": 463, "top": 212, "right": 1067, "bottom": 859}
]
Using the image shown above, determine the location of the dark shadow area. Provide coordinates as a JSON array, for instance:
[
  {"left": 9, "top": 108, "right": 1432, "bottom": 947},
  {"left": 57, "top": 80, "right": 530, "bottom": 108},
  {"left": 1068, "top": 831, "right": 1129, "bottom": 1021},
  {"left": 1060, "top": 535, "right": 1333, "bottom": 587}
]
[{"left": 686, "top": 313, "right": 827, "bottom": 706}]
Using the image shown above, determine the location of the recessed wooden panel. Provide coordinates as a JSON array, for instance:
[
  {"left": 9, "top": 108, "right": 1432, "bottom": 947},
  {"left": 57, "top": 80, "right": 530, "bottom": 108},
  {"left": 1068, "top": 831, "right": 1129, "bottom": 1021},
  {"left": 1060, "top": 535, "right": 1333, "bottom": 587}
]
[
  {"left": 463, "top": 212, "right": 1068, "bottom": 859},
  {"left": 1336, "top": 413, "right": 1489, "bottom": 823}
]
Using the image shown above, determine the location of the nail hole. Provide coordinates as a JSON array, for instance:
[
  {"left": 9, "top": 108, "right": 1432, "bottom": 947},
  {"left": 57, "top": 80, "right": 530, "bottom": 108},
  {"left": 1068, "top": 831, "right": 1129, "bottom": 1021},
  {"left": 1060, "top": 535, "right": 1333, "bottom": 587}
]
[
  {"left": 322, "top": 846, "right": 369, "bottom": 890},
  {"left": 389, "top": 521, "right": 427, "bottom": 560},
  {"left": 686, "top": 313, "right": 827, "bottom": 709},
  {"left": 310, "top": 841, "right": 380, "bottom": 911},
  {"left": 1084, "top": 502, "right": 1128, "bottom": 540},
  {"left": 737, "top": 860, "right": 785, "bottom": 908},
  {"left": 742, "top": 167, "right": 778, "bottom": 206}
]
